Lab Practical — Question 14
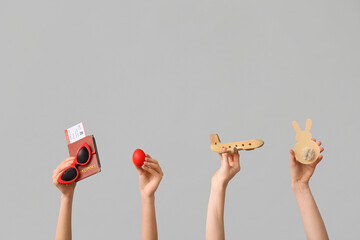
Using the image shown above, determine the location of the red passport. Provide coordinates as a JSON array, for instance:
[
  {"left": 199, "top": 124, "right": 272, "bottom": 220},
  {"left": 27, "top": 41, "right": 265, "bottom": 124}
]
[{"left": 67, "top": 135, "right": 101, "bottom": 181}]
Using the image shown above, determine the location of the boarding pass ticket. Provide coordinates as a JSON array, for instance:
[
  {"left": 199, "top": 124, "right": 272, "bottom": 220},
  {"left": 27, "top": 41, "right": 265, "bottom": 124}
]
[{"left": 65, "top": 122, "right": 86, "bottom": 144}]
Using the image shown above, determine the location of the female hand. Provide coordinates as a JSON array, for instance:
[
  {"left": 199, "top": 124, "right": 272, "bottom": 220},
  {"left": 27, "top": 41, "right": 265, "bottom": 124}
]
[
  {"left": 290, "top": 139, "right": 324, "bottom": 187},
  {"left": 53, "top": 157, "right": 76, "bottom": 197},
  {"left": 212, "top": 148, "right": 241, "bottom": 187},
  {"left": 135, "top": 154, "right": 163, "bottom": 198}
]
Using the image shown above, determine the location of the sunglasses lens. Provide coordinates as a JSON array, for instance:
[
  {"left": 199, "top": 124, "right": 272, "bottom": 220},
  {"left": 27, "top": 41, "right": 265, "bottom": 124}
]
[
  {"left": 77, "top": 147, "right": 90, "bottom": 164},
  {"left": 61, "top": 167, "right": 78, "bottom": 181}
]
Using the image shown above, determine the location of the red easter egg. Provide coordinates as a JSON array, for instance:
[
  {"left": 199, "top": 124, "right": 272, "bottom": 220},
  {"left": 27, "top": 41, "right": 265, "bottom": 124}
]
[{"left": 132, "top": 149, "right": 146, "bottom": 166}]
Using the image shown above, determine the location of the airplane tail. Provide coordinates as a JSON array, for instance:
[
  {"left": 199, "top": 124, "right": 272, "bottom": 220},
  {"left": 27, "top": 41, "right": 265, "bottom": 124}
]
[{"left": 210, "top": 134, "right": 221, "bottom": 145}]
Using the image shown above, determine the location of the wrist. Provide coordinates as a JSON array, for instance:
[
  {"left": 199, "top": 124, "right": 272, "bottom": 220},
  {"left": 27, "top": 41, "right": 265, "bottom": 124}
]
[
  {"left": 292, "top": 181, "right": 310, "bottom": 193},
  {"left": 141, "top": 192, "right": 155, "bottom": 201},
  {"left": 211, "top": 178, "right": 228, "bottom": 192},
  {"left": 61, "top": 192, "right": 74, "bottom": 201},
  {"left": 141, "top": 194, "right": 155, "bottom": 205}
]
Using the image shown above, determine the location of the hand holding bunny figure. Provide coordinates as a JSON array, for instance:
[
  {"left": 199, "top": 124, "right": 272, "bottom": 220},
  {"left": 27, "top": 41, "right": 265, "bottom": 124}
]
[{"left": 290, "top": 119, "right": 328, "bottom": 240}]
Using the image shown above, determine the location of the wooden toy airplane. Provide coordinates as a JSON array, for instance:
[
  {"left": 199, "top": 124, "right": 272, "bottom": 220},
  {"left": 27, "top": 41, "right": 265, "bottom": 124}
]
[{"left": 210, "top": 134, "right": 264, "bottom": 154}]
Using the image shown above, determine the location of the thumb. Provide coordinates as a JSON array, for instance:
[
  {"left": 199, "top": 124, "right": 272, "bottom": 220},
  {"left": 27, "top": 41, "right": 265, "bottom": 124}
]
[
  {"left": 289, "top": 149, "right": 297, "bottom": 166},
  {"left": 135, "top": 165, "right": 144, "bottom": 175}
]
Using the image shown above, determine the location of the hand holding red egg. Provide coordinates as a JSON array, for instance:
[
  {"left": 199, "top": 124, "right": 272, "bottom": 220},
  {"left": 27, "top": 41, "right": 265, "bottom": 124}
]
[{"left": 133, "top": 150, "right": 163, "bottom": 198}]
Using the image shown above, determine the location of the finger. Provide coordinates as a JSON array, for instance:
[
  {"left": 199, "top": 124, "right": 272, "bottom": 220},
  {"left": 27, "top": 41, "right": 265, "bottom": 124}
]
[
  {"left": 144, "top": 161, "right": 158, "bottom": 168},
  {"left": 144, "top": 158, "right": 162, "bottom": 175},
  {"left": 232, "top": 151, "right": 240, "bottom": 165},
  {"left": 145, "top": 153, "right": 152, "bottom": 159},
  {"left": 60, "top": 158, "right": 74, "bottom": 169},
  {"left": 55, "top": 157, "right": 74, "bottom": 172},
  {"left": 134, "top": 165, "right": 144, "bottom": 174},
  {"left": 220, "top": 151, "right": 230, "bottom": 168},
  {"left": 145, "top": 157, "right": 158, "bottom": 164},
  {"left": 228, "top": 153, "right": 235, "bottom": 167},
  {"left": 320, "top": 147, "right": 324, "bottom": 153},
  {"left": 143, "top": 165, "right": 162, "bottom": 178},
  {"left": 53, "top": 166, "right": 73, "bottom": 182},
  {"left": 316, "top": 141, "right": 322, "bottom": 146},
  {"left": 312, "top": 138, "right": 316, "bottom": 142},
  {"left": 289, "top": 149, "right": 295, "bottom": 158},
  {"left": 144, "top": 161, "right": 163, "bottom": 176},
  {"left": 289, "top": 149, "right": 297, "bottom": 165},
  {"left": 53, "top": 158, "right": 76, "bottom": 184},
  {"left": 56, "top": 157, "right": 74, "bottom": 169},
  {"left": 56, "top": 164, "right": 74, "bottom": 177},
  {"left": 54, "top": 158, "right": 75, "bottom": 175},
  {"left": 233, "top": 151, "right": 240, "bottom": 161},
  {"left": 312, "top": 154, "right": 323, "bottom": 167},
  {"left": 230, "top": 152, "right": 240, "bottom": 170},
  {"left": 157, "top": 165, "right": 164, "bottom": 176}
]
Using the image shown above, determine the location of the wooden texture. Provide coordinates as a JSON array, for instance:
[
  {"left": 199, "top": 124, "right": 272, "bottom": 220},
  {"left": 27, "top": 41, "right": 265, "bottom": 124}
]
[
  {"left": 292, "top": 119, "right": 320, "bottom": 164},
  {"left": 210, "top": 134, "right": 264, "bottom": 153}
]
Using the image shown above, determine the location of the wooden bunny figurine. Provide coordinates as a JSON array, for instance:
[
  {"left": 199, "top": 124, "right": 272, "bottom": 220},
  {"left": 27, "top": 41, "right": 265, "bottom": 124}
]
[{"left": 292, "top": 119, "right": 320, "bottom": 164}]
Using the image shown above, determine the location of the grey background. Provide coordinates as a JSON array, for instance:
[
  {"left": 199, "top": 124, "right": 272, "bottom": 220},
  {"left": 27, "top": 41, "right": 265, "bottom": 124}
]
[{"left": 1, "top": 0, "right": 359, "bottom": 239}]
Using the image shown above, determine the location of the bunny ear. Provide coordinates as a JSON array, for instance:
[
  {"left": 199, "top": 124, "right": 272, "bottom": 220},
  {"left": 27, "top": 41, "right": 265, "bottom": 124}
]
[
  {"left": 292, "top": 121, "right": 301, "bottom": 133},
  {"left": 305, "top": 119, "right": 312, "bottom": 132}
]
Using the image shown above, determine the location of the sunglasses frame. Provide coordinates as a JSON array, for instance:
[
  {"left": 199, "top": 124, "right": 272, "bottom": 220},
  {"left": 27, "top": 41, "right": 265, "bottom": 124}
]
[{"left": 57, "top": 142, "right": 96, "bottom": 185}]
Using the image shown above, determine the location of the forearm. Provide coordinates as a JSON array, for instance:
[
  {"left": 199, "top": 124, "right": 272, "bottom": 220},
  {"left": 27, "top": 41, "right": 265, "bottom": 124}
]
[
  {"left": 55, "top": 194, "right": 74, "bottom": 240},
  {"left": 292, "top": 183, "right": 329, "bottom": 240},
  {"left": 206, "top": 182, "right": 227, "bottom": 240},
  {"left": 141, "top": 195, "right": 158, "bottom": 240}
]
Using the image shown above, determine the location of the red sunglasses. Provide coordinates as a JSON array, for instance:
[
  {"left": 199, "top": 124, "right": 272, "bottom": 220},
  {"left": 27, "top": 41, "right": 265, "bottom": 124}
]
[{"left": 58, "top": 142, "right": 96, "bottom": 185}]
